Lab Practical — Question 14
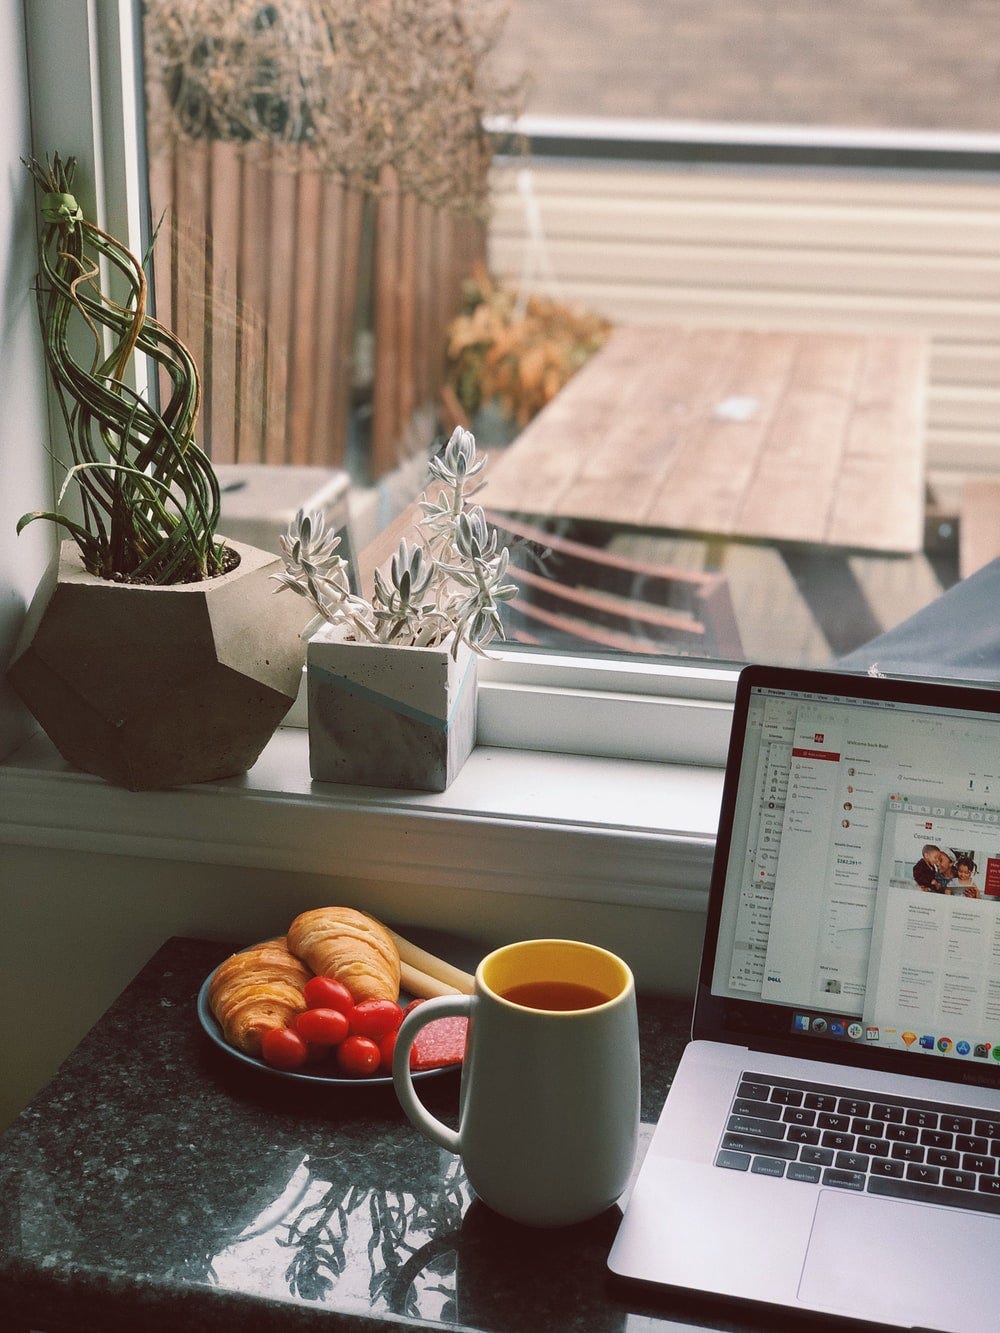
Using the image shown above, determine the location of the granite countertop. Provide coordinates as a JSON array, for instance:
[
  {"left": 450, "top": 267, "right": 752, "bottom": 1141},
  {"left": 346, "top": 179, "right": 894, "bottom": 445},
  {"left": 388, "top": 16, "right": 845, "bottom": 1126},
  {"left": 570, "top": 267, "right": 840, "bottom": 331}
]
[{"left": 0, "top": 936, "right": 811, "bottom": 1333}]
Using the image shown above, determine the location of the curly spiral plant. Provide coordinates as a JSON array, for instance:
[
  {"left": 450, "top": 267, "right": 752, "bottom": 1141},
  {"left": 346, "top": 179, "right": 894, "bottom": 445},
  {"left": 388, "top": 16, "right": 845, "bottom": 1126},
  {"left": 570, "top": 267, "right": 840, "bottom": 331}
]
[
  {"left": 19, "top": 153, "right": 225, "bottom": 583},
  {"left": 275, "top": 427, "right": 516, "bottom": 655}
]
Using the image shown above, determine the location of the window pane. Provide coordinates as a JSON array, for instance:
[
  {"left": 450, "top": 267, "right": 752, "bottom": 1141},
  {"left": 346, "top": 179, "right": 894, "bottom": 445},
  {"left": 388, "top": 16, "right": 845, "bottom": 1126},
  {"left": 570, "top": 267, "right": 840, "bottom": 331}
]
[
  {"left": 481, "top": 2, "right": 999, "bottom": 678},
  {"left": 138, "top": 4, "right": 998, "bottom": 680}
]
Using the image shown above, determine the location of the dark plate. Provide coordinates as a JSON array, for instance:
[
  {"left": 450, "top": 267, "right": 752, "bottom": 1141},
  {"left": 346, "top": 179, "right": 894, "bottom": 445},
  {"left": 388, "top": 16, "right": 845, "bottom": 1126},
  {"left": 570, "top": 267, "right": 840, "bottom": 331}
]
[{"left": 197, "top": 928, "right": 479, "bottom": 1086}]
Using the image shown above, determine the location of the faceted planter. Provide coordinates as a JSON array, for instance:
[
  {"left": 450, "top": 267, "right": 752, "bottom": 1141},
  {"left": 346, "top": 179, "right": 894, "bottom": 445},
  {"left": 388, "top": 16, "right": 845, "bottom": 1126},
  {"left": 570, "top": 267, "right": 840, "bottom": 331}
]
[
  {"left": 307, "top": 625, "right": 477, "bottom": 792},
  {"left": 7, "top": 539, "right": 309, "bottom": 790}
]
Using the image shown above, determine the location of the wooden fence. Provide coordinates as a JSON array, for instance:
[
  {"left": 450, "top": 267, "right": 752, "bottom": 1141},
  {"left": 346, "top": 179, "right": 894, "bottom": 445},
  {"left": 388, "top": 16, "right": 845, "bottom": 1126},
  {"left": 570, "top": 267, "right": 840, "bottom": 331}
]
[{"left": 148, "top": 140, "right": 485, "bottom": 477}]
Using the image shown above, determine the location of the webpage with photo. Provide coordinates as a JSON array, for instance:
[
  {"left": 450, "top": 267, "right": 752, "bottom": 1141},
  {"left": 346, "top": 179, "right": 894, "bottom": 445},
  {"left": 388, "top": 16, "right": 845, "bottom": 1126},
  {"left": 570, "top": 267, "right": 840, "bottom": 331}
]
[{"left": 862, "top": 795, "right": 1000, "bottom": 1058}]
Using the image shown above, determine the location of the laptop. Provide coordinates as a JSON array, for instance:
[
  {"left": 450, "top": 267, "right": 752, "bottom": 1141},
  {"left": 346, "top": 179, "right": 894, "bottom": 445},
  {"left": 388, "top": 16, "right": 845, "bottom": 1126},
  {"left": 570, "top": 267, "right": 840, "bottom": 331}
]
[{"left": 609, "top": 664, "right": 1000, "bottom": 1332}]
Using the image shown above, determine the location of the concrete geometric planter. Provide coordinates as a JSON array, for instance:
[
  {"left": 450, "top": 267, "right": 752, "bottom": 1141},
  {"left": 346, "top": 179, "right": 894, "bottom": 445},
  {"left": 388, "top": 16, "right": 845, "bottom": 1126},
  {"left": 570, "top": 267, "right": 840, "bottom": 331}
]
[
  {"left": 7, "top": 538, "right": 310, "bottom": 790},
  {"left": 307, "top": 624, "right": 477, "bottom": 792}
]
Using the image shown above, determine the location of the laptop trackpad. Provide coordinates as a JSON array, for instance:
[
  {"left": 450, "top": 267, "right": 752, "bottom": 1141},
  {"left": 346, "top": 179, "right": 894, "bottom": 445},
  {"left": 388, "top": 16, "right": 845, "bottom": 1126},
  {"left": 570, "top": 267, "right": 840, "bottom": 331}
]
[{"left": 800, "top": 1190, "right": 999, "bottom": 1332}]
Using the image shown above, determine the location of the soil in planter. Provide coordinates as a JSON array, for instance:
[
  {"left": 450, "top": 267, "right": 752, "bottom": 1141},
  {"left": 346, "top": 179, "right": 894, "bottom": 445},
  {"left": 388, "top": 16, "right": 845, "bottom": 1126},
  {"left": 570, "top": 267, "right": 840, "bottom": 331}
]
[{"left": 103, "top": 544, "right": 241, "bottom": 585}]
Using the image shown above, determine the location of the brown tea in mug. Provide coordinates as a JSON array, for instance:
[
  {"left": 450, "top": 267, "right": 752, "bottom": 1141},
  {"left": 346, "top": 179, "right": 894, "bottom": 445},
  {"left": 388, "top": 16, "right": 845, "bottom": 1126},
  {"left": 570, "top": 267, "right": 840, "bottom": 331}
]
[{"left": 500, "top": 980, "right": 613, "bottom": 1011}]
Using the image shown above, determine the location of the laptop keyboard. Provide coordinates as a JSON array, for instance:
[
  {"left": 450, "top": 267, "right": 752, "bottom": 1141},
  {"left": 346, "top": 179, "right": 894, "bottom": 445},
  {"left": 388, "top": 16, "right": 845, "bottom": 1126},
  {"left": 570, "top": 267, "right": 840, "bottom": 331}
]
[{"left": 716, "top": 1072, "right": 1000, "bottom": 1216}]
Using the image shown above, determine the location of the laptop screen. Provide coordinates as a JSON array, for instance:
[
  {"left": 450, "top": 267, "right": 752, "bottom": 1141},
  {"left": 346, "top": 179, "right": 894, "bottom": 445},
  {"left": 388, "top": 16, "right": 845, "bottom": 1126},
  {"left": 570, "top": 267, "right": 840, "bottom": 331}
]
[{"left": 700, "top": 666, "right": 1000, "bottom": 1087}]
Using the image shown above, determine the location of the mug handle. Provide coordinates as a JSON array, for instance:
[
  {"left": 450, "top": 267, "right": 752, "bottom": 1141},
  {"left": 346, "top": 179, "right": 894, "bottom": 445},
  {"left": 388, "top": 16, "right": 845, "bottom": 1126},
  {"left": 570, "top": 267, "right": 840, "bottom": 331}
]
[{"left": 392, "top": 992, "right": 473, "bottom": 1154}]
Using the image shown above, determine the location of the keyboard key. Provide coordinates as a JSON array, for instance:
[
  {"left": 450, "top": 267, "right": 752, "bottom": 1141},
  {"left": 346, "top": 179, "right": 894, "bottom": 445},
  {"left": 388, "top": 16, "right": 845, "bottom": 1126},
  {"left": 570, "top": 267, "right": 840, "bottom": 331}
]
[
  {"left": 838, "top": 1098, "right": 870, "bottom": 1118},
  {"left": 925, "top": 1149, "right": 960, "bottom": 1169},
  {"left": 871, "top": 1103, "right": 904, "bottom": 1124},
  {"left": 722, "top": 1133, "right": 799, "bottom": 1161},
  {"left": 786, "top": 1126, "right": 821, "bottom": 1145},
  {"left": 787, "top": 1162, "right": 822, "bottom": 1184},
  {"left": 716, "top": 1149, "right": 750, "bottom": 1171},
  {"left": 733, "top": 1098, "right": 782, "bottom": 1121},
  {"left": 957, "top": 1135, "right": 989, "bottom": 1154},
  {"left": 821, "top": 1131, "right": 855, "bottom": 1151},
  {"left": 782, "top": 1106, "right": 816, "bottom": 1127},
  {"left": 853, "top": 1119, "right": 885, "bottom": 1137},
  {"left": 962, "top": 1154, "right": 994, "bottom": 1175},
  {"left": 869, "top": 1174, "right": 1000, "bottom": 1216},
  {"left": 943, "top": 1170, "right": 976, "bottom": 1191},
  {"left": 974, "top": 1118, "right": 1000, "bottom": 1140},
  {"left": 856, "top": 1137, "right": 890, "bottom": 1157},
  {"left": 885, "top": 1124, "right": 918, "bottom": 1144},
  {"left": 803, "top": 1092, "right": 838, "bottom": 1112},
  {"left": 940, "top": 1115, "right": 973, "bottom": 1135},
  {"left": 890, "top": 1142, "right": 924, "bottom": 1163},
  {"left": 751, "top": 1156, "right": 786, "bottom": 1178},
  {"left": 823, "top": 1168, "right": 865, "bottom": 1191},
  {"left": 800, "top": 1146, "right": 834, "bottom": 1167},
  {"left": 906, "top": 1163, "right": 940, "bottom": 1185},
  {"left": 727, "top": 1114, "right": 787, "bottom": 1139},
  {"left": 817, "top": 1112, "right": 851, "bottom": 1132},
  {"left": 870, "top": 1158, "right": 904, "bottom": 1178},
  {"left": 920, "top": 1129, "right": 953, "bottom": 1150},
  {"left": 769, "top": 1087, "right": 803, "bottom": 1107},
  {"left": 905, "top": 1108, "right": 938, "bottom": 1129},
  {"left": 979, "top": 1176, "right": 1000, "bottom": 1196},
  {"left": 737, "top": 1081, "right": 770, "bottom": 1101},
  {"left": 835, "top": 1151, "right": 870, "bottom": 1173}
]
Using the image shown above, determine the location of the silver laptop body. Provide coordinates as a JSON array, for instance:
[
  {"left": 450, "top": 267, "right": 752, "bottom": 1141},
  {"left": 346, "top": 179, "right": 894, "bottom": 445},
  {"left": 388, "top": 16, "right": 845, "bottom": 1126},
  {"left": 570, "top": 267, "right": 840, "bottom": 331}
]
[{"left": 609, "top": 665, "right": 1000, "bottom": 1332}]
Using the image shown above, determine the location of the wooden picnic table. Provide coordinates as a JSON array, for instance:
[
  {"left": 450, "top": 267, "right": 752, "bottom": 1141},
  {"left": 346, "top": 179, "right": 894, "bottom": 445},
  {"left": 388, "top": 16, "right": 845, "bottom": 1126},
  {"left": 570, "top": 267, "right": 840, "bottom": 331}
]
[{"left": 482, "top": 323, "right": 928, "bottom": 555}]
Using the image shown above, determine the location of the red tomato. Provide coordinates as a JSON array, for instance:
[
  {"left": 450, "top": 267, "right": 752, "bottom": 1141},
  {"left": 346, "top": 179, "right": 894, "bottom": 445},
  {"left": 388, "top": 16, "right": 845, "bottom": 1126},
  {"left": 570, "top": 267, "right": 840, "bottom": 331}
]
[
  {"left": 335, "top": 1034, "right": 381, "bottom": 1077},
  {"left": 260, "top": 1026, "right": 309, "bottom": 1070},
  {"left": 377, "top": 1028, "right": 398, "bottom": 1073},
  {"left": 350, "top": 999, "right": 404, "bottom": 1040},
  {"left": 303, "top": 975, "right": 354, "bottom": 1015},
  {"left": 294, "top": 1007, "right": 350, "bottom": 1047}
]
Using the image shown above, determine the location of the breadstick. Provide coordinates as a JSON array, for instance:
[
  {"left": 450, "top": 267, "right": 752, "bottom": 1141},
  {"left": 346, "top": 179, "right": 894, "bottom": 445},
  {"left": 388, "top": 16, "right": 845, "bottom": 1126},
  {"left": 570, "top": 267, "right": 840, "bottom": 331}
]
[
  {"left": 386, "top": 927, "right": 476, "bottom": 995},
  {"left": 400, "top": 961, "right": 462, "bottom": 999}
]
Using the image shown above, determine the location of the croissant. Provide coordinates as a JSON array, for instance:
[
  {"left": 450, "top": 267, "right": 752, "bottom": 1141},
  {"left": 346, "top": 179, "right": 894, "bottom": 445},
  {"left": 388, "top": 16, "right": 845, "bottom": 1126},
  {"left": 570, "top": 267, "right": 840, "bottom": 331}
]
[
  {"left": 286, "top": 906, "right": 400, "bottom": 1002},
  {"left": 208, "top": 937, "right": 310, "bottom": 1056}
]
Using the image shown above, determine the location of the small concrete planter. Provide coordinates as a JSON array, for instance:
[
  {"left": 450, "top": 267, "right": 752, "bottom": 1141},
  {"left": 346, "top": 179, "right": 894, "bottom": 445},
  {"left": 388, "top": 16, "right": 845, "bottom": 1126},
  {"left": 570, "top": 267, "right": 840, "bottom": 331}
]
[
  {"left": 307, "top": 625, "right": 477, "bottom": 791},
  {"left": 8, "top": 539, "right": 309, "bottom": 790}
]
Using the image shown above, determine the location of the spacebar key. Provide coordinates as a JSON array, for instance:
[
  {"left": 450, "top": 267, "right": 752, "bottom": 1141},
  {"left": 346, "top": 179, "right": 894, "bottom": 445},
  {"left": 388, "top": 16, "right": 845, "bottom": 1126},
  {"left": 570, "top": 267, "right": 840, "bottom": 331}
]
[
  {"left": 868, "top": 1175, "right": 1000, "bottom": 1216},
  {"left": 721, "top": 1133, "right": 799, "bottom": 1161}
]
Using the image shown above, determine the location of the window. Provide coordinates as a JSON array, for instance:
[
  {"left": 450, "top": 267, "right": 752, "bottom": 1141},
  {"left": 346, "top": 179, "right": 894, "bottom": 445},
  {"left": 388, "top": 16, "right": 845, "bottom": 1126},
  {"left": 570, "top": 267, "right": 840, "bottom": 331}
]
[
  {"left": 10, "top": 2, "right": 1000, "bottom": 790},
  {"left": 128, "top": 2, "right": 1000, "bottom": 682}
]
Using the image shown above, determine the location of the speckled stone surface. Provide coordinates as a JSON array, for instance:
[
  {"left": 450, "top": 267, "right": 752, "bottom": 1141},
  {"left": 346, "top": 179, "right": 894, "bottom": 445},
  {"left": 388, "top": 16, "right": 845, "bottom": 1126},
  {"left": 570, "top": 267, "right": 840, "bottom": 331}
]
[{"left": 0, "top": 937, "right": 805, "bottom": 1333}]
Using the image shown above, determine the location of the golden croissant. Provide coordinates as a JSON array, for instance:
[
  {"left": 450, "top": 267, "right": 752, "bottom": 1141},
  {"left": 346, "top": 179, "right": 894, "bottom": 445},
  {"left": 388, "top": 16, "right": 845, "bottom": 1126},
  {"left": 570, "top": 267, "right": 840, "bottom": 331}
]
[
  {"left": 208, "top": 937, "right": 310, "bottom": 1056},
  {"left": 286, "top": 906, "right": 400, "bottom": 1002}
]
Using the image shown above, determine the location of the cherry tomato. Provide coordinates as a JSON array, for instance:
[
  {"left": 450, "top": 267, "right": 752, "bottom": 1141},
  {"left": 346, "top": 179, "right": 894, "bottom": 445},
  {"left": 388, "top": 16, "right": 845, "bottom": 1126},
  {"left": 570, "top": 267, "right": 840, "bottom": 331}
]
[
  {"left": 303, "top": 975, "right": 354, "bottom": 1015},
  {"left": 350, "top": 999, "right": 404, "bottom": 1040},
  {"left": 260, "top": 1026, "right": 309, "bottom": 1070},
  {"left": 335, "top": 1034, "right": 381, "bottom": 1077},
  {"left": 295, "top": 1007, "right": 350, "bottom": 1047},
  {"left": 377, "top": 1028, "right": 398, "bottom": 1073}
]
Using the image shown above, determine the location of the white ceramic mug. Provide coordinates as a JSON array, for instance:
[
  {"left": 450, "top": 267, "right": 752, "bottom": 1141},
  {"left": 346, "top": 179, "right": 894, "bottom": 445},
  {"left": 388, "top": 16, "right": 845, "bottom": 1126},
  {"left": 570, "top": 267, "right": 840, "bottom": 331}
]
[{"left": 392, "top": 938, "right": 640, "bottom": 1227}]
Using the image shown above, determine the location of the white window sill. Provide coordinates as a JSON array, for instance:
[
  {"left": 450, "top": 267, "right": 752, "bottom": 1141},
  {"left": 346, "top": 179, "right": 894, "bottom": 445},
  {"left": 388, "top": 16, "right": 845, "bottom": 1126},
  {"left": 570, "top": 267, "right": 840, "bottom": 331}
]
[{"left": 0, "top": 723, "right": 722, "bottom": 911}]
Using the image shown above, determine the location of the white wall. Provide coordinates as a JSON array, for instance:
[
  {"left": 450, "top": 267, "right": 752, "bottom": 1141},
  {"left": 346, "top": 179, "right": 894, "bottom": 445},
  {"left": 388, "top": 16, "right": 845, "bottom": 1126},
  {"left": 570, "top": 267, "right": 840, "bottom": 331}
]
[{"left": 0, "top": 0, "right": 55, "bottom": 761}]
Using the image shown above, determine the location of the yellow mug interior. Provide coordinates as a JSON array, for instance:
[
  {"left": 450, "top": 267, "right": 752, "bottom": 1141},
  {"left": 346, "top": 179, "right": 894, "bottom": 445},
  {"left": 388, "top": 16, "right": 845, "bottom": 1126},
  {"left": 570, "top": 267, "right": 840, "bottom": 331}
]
[{"left": 480, "top": 939, "right": 631, "bottom": 1007}]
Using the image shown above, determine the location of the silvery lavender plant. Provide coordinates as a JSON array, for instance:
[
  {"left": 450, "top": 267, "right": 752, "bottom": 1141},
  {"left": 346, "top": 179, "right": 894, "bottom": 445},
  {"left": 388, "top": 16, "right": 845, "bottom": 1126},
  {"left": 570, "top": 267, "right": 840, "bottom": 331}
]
[{"left": 275, "top": 428, "right": 516, "bottom": 655}]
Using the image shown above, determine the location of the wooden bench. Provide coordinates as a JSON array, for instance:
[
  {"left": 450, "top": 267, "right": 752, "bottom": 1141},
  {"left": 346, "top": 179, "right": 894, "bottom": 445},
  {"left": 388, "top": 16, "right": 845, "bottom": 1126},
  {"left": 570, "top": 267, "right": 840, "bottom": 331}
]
[{"left": 959, "top": 479, "right": 1000, "bottom": 578}]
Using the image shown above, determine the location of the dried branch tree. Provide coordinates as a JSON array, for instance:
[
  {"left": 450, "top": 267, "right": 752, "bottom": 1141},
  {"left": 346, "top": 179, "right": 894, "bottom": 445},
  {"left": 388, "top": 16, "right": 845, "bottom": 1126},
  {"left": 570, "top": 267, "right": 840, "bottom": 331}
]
[{"left": 143, "top": 0, "right": 523, "bottom": 214}]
